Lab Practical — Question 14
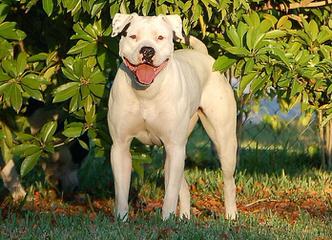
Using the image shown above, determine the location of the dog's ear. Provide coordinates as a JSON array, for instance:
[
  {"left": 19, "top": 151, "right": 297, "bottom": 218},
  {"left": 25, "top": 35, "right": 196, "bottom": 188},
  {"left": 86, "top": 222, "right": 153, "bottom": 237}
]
[
  {"left": 162, "top": 15, "right": 184, "bottom": 41},
  {"left": 111, "top": 13, "right": 138, "bottom": 37}
]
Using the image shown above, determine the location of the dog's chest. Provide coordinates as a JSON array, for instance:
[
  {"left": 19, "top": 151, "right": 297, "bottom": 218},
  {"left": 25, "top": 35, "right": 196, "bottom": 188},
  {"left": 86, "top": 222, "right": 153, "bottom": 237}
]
[{"left": 135, "top": 102, "right": 165, "bottom": 145}]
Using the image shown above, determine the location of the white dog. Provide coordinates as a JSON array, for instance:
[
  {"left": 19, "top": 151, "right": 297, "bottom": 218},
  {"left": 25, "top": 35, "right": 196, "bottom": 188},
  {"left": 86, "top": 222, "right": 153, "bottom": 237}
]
[{"left": 108, "top": 13, "right": 238, "bottom": 220}]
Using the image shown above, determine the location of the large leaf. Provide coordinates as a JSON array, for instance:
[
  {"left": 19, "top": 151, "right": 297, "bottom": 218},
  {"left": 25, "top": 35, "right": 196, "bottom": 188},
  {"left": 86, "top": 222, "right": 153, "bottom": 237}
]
[
  {"left": 0, "top": 22, "right": 26, "bottom": 40},
  {"left": 20, "top": 151, "right": 41, "bottom": 177},
  {"left": 53, "top": 82, "right": 80, "bottom": 102},
  {"left": 16, "top": 52, "right": 27, "bottom": 75},
  {"left": 62, "top": 122, "right": 84, "bottom": 138},
  {"left": 22, "top": 85, "right": 44, "bottom": 101},
  {"left": 21, "top": 75, "right": 41, "bottom": 89},
  {"left": 226, "top": 25, "right": 241, "bottom": 47},
  {"left": 40, "top": 121, "right": 57, "bottom": 143},
  {"left": 0, "top": 3, "right": 9, "bottom": 24},
  {"left": 213, "top": 55, "right": 237, "bottom": 73},
  {"left": 9, "top": 83, "right": 22, "bottom": 112},
  {"left": 239, "top": 72, "right": 256, "bottom": 95},
  {"left": 13, "top": 144, "right": 40, "bottom": 157},
  {"left": 42, "top": 0, "right": 54, "bottom": 16},
  {"left": 226, "top": 47, "right": 250, "bottom": 56}
]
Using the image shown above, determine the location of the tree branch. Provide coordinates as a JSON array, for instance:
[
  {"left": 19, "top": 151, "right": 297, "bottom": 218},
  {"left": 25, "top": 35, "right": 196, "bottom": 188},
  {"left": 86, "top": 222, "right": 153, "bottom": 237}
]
[{"left": 258, "top": 0, "right": 332, "bottom": 11}]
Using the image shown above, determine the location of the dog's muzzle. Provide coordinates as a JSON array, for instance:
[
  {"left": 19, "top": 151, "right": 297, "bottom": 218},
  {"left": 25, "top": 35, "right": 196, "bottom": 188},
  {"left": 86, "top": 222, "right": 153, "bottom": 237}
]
[{"left": 124, "top": 58, "right": 168, "bottom": 86}]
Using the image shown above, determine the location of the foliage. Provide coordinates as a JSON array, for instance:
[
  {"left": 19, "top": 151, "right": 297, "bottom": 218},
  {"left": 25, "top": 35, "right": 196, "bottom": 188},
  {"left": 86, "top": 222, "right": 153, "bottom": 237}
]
[{"left": 0, "top": 0, "right": 331, "bottom": 178}]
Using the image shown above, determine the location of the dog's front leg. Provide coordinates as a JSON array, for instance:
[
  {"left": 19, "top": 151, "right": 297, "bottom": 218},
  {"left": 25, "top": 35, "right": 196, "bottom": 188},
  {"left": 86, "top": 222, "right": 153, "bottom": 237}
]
[
  {"left": 162, "top": 144, "right": 186, "bottom": 220},
  {"left": 110, "top": 142, "right": 132, "bottom": 221}
]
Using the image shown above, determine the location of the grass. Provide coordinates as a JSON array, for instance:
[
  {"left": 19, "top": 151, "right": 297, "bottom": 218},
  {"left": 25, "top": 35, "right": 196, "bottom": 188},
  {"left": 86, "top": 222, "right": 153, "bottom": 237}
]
[
  {"left": 1, "top": 161, "right": 331, "bottom": 239},
  {"left": 1, "top": 122, "right": 332, "bottom": 239},
  {"left": 0, "top": 210, "right": 331, "bottom": 240}
]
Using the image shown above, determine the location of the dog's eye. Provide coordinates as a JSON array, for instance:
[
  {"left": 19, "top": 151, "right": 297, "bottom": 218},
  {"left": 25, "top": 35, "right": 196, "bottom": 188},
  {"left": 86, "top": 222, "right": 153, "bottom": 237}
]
[
  {"left": 129, "top": 35, "right": 137, "bottom": 39},
  {"left": 157, "top": 35, "right": 164, "bottom": 40}
]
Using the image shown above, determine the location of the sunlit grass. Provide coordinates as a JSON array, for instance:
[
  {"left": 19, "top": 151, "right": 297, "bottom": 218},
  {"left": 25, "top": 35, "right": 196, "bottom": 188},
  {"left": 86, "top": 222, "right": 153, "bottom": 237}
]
[{"left": 1, "top": 121, "right": 331, "bottom": 239}]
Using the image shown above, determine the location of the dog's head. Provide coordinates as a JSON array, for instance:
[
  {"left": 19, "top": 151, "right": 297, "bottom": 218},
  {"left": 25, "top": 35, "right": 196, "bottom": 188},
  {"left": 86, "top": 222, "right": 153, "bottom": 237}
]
[{"left": 112, "top": 13, "right": 183, "bottom": 86}]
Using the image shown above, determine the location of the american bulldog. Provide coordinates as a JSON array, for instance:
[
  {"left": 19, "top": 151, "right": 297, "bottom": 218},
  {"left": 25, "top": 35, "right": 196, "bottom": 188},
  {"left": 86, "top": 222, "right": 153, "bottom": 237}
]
[{"left": 108, "top": 13, "right": 238, "bottom": 220}]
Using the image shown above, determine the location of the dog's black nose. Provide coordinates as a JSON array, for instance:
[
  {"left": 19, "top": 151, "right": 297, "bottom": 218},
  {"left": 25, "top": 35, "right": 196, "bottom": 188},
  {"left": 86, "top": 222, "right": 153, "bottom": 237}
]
[{"left": 140, "top": 46, "right": 155, "bottom": 62}]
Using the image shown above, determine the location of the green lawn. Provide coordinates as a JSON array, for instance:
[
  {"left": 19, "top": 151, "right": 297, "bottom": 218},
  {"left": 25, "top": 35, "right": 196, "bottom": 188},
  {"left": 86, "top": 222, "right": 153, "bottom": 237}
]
[
  {"left": 1, "top": 123, "right": 331, "bottom": 239},
  {"left": 1, "top": 163, "right": 331, "bottom": 239},
  {"left": 0, "top": 209, "right": 331, "bottom": 240}
]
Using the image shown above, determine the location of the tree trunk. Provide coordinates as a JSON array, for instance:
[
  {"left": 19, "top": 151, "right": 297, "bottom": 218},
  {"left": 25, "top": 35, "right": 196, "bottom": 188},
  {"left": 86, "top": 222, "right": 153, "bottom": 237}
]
[
  {"left": 318, "top": 110, "right": 332, "bottom": 170},
  {"left": 0, "top": 122, "right": 26, "bottom": 201},
  {"left": 327, "top": 120, "right": 332, "bottom": 169}
]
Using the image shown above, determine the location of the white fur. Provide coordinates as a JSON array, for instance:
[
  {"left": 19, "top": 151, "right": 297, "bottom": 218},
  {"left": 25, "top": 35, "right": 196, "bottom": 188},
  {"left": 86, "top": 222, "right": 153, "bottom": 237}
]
[{"left": 108, "top": 14, "right": 238, "bottom": 220}]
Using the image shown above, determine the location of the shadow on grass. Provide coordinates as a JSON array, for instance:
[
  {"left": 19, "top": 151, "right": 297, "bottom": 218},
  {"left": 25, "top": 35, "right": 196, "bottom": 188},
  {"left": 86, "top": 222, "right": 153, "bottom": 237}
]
[{"left": 237, "top": 148, "right": 321, "bottom": 177}]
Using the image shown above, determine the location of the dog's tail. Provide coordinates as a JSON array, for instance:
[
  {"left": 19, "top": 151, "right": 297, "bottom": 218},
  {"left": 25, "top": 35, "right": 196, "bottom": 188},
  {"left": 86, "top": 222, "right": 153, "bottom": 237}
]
[{"left": 183, "top": 35, "right": 208, "bottom": 55}]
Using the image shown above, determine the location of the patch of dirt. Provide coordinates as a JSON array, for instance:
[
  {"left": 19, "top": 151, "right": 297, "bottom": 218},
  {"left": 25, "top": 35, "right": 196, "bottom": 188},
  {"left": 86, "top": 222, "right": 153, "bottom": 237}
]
[{"left": 1, "top": 189, "right": 331, "bottom": 224}]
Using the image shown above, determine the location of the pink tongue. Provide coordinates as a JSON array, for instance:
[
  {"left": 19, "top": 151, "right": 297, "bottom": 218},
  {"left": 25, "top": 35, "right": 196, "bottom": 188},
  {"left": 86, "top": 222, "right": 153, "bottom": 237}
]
[{"left": 135, "top": 64, "right": 157, "bottom": 85}]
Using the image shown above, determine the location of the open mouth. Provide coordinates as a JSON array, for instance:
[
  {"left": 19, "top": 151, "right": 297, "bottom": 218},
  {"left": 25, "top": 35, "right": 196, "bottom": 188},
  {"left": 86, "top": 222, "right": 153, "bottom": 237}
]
[{"left": 124, "top": 58, "right": 169, "bottom": 85}]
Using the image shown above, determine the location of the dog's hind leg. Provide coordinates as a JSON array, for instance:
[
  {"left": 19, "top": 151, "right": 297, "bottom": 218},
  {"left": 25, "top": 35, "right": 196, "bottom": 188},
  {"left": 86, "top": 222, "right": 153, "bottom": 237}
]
[
  {"left": 198, "top": 73, "right": 238, "bottom": 220},
  {"left": 179, "top": 177, "right": 190, "bottom": 219}
]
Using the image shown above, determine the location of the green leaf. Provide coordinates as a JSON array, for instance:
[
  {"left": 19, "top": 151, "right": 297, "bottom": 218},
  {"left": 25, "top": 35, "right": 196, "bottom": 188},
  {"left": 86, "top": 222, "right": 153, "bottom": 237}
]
[
  {"left": 90, "top": 71, "right": 105, "bottom": 84},
  {"left": 307, "top": 20, "right": 319, "bottom": 41},
  {"left": 69, "top": 92, "right": 80, "bottom": 113},
  {"left": 21, "top": 75, "right": 41, "bottom": 89},
  {"left": 142, "top": 0, "right": 152, "bottom": 16},
  {"left": 244, "top": 11, "right": 260, "bottom": 27},
  {"left": 42, "top": 0, "right": 54, "bottom": 16},
  {"left": 317, "top": 28, "right": 332, "bottom": 44},
  {"left": 0, "top": 82, "right": 10, "bottom": 94},
  {"left": 80, "top": 85, "right": 90, "bottom": 99},
  {"left": 9, "top": 83, "right": 22, "bottom": 112},
  {"left": 0, "top": 4, "right": 9, "bottom": 24},
  {"left": 15, "top": 132, "right": 34, "bottom": 141},
  {"left": 251, "top": 75, "right": 266, "bottom": 94},
  {"left": 213, "top": 55, "right": 237, "bottom": 72},
  {"left": 0, "top": 22, "right": 26, "bottom": 40},
  {"left": 81, "top": 42, "right": 98, "bottom": 58},
  {"left": 290, "top": 80, "right": 303, "bottom": 97},
  {"left": 237, "top": 21, "right": 248, "bottom": 46},
  {"left": 265, "top": 30, "right": 286, "bottom": 39},
  {"left": 73, "top": 59, "right": 83, "bottom": 78},
  {"left": 89, "top": 84, "right": 104, "bottom": 98},
  {"left": 85, "top": 95, "right": 95, "bottom": 124},
  {"left": 53, "top": 82, "right": 80, "bottom": 103},
  {"left": 270, "top": 47, "right": 290, "bottom": 69},
  {"left": 226, "top": 25, "right": 241, "bottom": 47},
  {"left": 63, "top": 122, "right": 84, "bottom": 138},
  {"left": 20, "top": 151, "right": 41, "bottom": 177},
  {"left": 27, "top": 53, "right": 48, "bottom": 62},
  {"left": 2, "top": 59, "right": 17, "bottom": 77},
  {"left": 68, "top": 40, "right": 90, "bottom": 55},
  {"left": 22, "top": 85, "right": 44, "bottom": 101},
  {"left": 91, "top": 0, "right": 106, "bottom": 17},
  {"left": 246, "top": 27, "right": 255, "bottom": 50},
  {"left": 263, "top": 13, "right": 278, "bottom": 26},
  {"left": 62, "top": 67, "right": 80, "bottom": 81},
  {"left": 0, "top": 70, "right": 10, "bottom": 82},
  {"left": 244, "top": 58, "right": 254, "bottom": 74},
  {"left": 226, "top": 47, "right": 250, "bottom": 56},
  {"left": 277, "top": 16, "right": 292, "bottom": 30},
  {"left": 40, "top": 121, "right": 57, "bottom": 143},
  {"left": 78, "top": 139, "right": 89, "bottom": 150},
  {"left": 13, "top": 144, "right": 40, "bottom": 157},
  {"left": 239, "top": 72, "right": 256, "bottom": 95},
  {"left": 2, "top": 123, "right": 13, "bottom": 148},
  {"left": 110, "top": 2, "right": 120, "bottom": 18}
]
